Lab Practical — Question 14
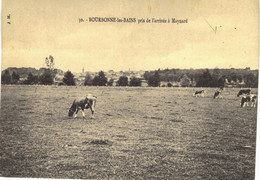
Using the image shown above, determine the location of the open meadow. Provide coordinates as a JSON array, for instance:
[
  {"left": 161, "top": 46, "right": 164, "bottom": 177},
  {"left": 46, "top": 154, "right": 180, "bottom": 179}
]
[{"left": 0, "top": 85, "right": 257, "bottom": 179}]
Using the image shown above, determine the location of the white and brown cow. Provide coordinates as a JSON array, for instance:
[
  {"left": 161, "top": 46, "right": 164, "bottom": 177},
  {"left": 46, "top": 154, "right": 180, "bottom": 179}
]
[
  {"left": 213, "top": 90, "right": 222, "bottom": 99},
  {"left": 237, "top": 89, "right": 251, "bottom": 97},
  {"left": 68, "top": 94, "right": 97, "bottom": 118},
  {"left": 240, "top": 94, "right": 257, "bottom": 108},
  {"left": 193, "top": 90, "right": 205, "bottom": 97}
]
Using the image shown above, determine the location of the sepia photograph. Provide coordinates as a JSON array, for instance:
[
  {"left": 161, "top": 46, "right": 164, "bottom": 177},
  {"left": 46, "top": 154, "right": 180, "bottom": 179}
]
[{"left": 1, "top": 0, "right": 259, "bottom": 179}]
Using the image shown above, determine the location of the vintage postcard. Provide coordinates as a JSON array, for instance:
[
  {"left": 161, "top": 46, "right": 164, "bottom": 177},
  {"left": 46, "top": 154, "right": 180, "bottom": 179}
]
[{"left": 1, "top": 0, "right": 259, "bottom": 179}]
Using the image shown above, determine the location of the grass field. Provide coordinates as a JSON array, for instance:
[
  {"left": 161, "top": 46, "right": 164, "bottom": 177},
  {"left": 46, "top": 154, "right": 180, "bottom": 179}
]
[{"left": 0, "top": 85, "right": 257, "bottom": 179}]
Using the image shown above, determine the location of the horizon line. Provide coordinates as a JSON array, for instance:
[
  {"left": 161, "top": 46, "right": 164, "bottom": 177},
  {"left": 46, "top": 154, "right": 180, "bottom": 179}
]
[{"left": 2, "top": 66, "right": 259, "bottom": 73}]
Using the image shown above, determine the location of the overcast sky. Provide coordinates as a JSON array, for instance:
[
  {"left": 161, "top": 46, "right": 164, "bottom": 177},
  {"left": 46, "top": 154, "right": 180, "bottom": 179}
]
[{"left": 2, "top": 0, "right": 259, "bottom": 72}]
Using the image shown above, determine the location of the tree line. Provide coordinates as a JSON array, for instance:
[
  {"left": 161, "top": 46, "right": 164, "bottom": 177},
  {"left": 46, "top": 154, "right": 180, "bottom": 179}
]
[
  {"left": 1, "top": 70, "right": 143, "bottom": 87},
  {"left": 2, "top": 68, "right": 258, "bottom": 88},
  {"left": 144, "top": 68, "right": 258, "bottom": 88},
  {"left": 1, "top": 69, "right": 57, "bottom": 85}
]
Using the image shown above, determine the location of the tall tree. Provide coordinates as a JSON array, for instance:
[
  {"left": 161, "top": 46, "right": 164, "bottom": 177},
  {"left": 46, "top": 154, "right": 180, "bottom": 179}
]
[
  {"left": 244, "top": 73, "right": 258, "bottom": 88},
  {"left": 63, "top": 70, "right": 75, "bottom": 86},
  {"left": 212, "top": 68, "right": 222, "bottom": 87},
  {"left": 237, "top": 75, "right": 243, "bottom": 83},
  {"left": 196, "top": 69, "right": 214, "bottom": 87},
  {"left": 84, "top": 73, "right": 93, "bottom": 86},
  {"left": 11, "top": 71, "right": 20, "bottom": 84},
  {"left": 117, "top": 76, "right": 128, "bottom": 86},
  {"left": 217, "top": 76, "right": 226, "bottom": 87},
  {"left": 45, "top": 55, "right": 55, "bottom": 69},
  {"left": 27, "top": 72, "right": 35, "bottom": 84},
  {"left": 39, "top": 69, "right": 54, "bottom": 85},
  {"left": 148, "top": 71, "right": 160, "bottom": 87},
  {"left": 24, "top": 72, "right": 38, "bottom": 84},
  {"left": 180, "top": 74, "right": 191, "bottom": 87},
  {"left": 230, "top": 72, "right": 238, "bottom": 82},
  {"left": 37, "top": 55, "right": 56, "bottom": 85},
  {"left": 129, "top": 77, "right": 142, "bottom": 86},
  {"left": 92, "top": 71, "right": 107, "bottom": 86},
  {"left": 1, "top": 70, "right": 11, "bottom": 84}
]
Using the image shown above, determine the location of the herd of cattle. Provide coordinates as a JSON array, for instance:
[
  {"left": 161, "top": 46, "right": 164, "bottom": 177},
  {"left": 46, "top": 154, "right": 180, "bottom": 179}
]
[
  {"left": 193, "top": 88, "right": 257, "bottom": 108},
  {"left": 68, "top": 88, "right": 257, "bottom": 119}
]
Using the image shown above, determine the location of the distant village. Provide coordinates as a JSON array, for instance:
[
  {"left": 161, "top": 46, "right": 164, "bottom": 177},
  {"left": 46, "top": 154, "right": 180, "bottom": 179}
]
[
  {"left": 1, "top": 67, "right": 147, "bottom": 86},
  {"left": 47, "top": 67, "right": 259, "bottom": 88},
  {"left": 66, "top": 68, "right": 146, "bottom": 86}
]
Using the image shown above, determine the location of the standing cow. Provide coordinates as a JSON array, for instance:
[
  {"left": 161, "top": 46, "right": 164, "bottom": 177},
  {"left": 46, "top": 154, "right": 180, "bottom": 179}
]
[
  {"left": 240, "top": 94, "right": 257, "bottom": 108},
  {"left": 237, "top": 89, "right": 251, "bottom": 97}
]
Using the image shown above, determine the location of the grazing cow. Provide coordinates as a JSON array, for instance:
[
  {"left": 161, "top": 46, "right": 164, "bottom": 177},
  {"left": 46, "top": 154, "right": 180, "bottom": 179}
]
[
  {"left": 240, "top": 94, "right": 257, "bottom": 108},
  {"left": 237, "top": 89, "right": 251, "bottom": 97},
  {"left": 213, "top": 90, "right": 222, "bottom": 99},
  {"left": 193, "top": 90, "right": 205, "bottom": 97},
  {"left": 68, "top": 94, "right": 97, "bottom": 118}
]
